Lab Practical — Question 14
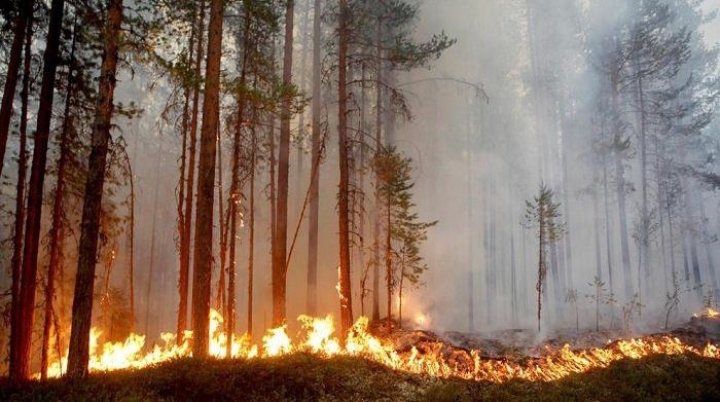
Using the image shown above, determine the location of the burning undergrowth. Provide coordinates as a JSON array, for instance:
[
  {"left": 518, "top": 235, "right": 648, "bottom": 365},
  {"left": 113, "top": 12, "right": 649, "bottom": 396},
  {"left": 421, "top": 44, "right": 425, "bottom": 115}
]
[{"left": 31, "top": 308, "right": 720, "bottom": 385}]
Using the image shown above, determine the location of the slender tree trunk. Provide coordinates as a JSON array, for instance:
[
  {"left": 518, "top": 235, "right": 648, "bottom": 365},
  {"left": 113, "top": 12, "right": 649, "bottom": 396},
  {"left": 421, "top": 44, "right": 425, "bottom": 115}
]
[
  {"left": 226, "top": 7, "right": 253, "bottom": 349},
  {"left": 11, "top": 0, "right": 65, "bottom": 382},
  {"left": 247, "top": 120, "right": 257, "bottom": 338},
  {"left": 179, "top": 0, "right": 206, "bottom": 342},
  {"left": 191, "top": 0, "right": 224, "bottom": 358},
  {"left": 176, "top": 17, "right": 193, "bottom": 327},
  {"left": 66, "top": 0, "right": 124, "bottom": 378},
  {"left": 0, "top": 0, "right": 34, "bottom": 178},
  {"left": 273, "top": 0, "right": 294, "bottom": 326},
  {"left": 9, "top": 9, "right": 33, "bottom": 381},
  {"left": 537, "top": 218, "right": 545, "bottom": 333},
  {"left": 42, "top": 19, "right": 78, "bottom": 379},
  {"left": 337, "top": 0, "right": 354, "bottom": 339},
  {"left": 128, "top": 160, "right": 136, "bottom": 331},
  {"left": 685, "top": 188, "right": 702, "bottom": 297},
  {"left": 357, "top": 62, "right": 368, "bottom": 317},
  {"left": 611, "top": 71, "right": 633, "bottom": 301},
  {"left": 372, "top": 15, "right": 383, "bottom": 322},
  {"left": 466, "top": 105, "right": 474, "bottom": 332},
  {"left": 306, "top": 0, "right": 323, "bottom": 317},
  {"left": 217, "top": 130, "right": 226, "bottom": 317},
  {"left": 295, "top": 0, "right": 311, "bottom": 207},
  {"left": 699, "top": 201, "right": 718, "bottom": 292},
  {"left": 603, "top": 154, "right": 614, "bottom": 296},
  {"left": 593, "top": 181, "right": 602, "bottom": 281},
  {"left": 398, "top": 265, "right": 404, "bottom": 328},
  {"left": 385, "top": 197, "right": 392, "bottom": 319},
  {"left": 637, "top": 75, "right": 650, "bottom": 290},
  {"left": 144, "top": 147, "right": 162, "bottom": 336}
]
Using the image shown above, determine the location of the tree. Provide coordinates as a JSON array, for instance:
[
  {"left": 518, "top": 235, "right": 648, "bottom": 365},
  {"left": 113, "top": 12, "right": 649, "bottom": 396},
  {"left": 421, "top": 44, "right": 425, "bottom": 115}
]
[
  {"left": 42, "top": 17, "right": 79, "bottom": 379},
  {"left": 10, "top": 0, "right": 66, "bottom": 382},
  {"left": 66, "top": 0, "right": 124, "bottom": 379},
  {"left": 306, "top": 0, "right": 323, "bottom": 318},
  {"left": 8, "top": 0, "right": 33, "bottom": 381},
  {"left": 0, "top": 0, "right": 34, "bottom": 179},
  {"left": 373, "top": 146, "right": 436, "bottom": 327},
  {"left": 337, "top": 0, "right": 353, "bottom": 340},
  {"left": 523, "top": 183, "right": 565, "bottom": 333},
  {"left": 178, "top": 0, "right": 206, "bottom": 342},
  {"left": 273, "top": 0, "right": 295, "bottom": 327},
  {"left": 191, "top": 0, "right": 224, "bottom": 358}
]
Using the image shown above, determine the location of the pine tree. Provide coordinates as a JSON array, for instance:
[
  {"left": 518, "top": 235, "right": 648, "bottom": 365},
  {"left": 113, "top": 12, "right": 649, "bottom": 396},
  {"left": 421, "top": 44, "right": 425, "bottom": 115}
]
[
  {"left": 373, "top": 146, "right": 436, "bottom": 327},
  {"left": 523, "top": 184, "right": 565, "bottom": 333}
]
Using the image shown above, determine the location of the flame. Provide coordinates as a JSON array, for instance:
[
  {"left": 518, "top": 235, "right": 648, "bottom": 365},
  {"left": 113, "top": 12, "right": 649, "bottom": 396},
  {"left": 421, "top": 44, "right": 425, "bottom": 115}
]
[
  {"left": 707, "top": 308, "right": 719, "bottom": 319},
  {"left": 40, "top": 310, "right": 720, "bottom": 383},
  {"left": 262, "top": 326, "right": 292, "bottom": 357}
]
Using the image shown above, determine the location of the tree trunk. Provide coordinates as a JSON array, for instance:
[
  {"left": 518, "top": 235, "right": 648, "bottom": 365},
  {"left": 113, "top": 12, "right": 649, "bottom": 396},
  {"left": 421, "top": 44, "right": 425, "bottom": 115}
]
[
  {"left": 306, "top": 0, "right": 323, "bottom": 317},
  {"left": 0, "top": 0, "right": 34, "bottom": 178},
  {"left": 636, "top": 75, "right": 650, "bottom": 292},
  {"left": 66, "top": 0, "right": 123, "bottom": 378},
  {"left": 217, "top": 129, "right": 227, "bottom": 318},
  {"left": 295, "top": 0, "right": 311, "bottom": 209},
  {"left": 144, "top": 146, "right": 162, "bottom": 336},
  {"left": 178, "top": 0, "right": 206, "bottom": 342},
  {"left": 247, "top": 119, "right": 257, "bottom": 338},
  {"left": 42, "top": 19, "right": 78, "bottom": 379},
  {"left": 603, "top": 154, "right": 614, "bottom": 296},
  {"left": 466, "top": 106, "right": 475, "bottom": 332},
  {"left": 372, "top": 14, "right": 383, "bottom": 322},
  {"left": 338, "top": 0, "right": 354, "bottom": 339},
  {"left": 191, "top": 0, "right": 224, "bottom": 358},
  {"left": 9, "top": 7, "right": 32, "bottom": 381},
  {"left": 385, "top": 197, "right": 392, "bottom": 319},
  {"left": 586, "top": 185, "right": 599, "bottom": 281},
  {"left": 128, "top": 159, "right": 136, "bottom": 331},
  {"left": 273, "top": 0, "right": 294, "bottom": 326},
  {"left": 11, "top": 0, "right": 65, "bottom": 382},
  {"left": 611, "top": 72, "right": 633, "bottom": 301},
  {"left": 226, "top": 8, "right": 252, "bottom": 347}
]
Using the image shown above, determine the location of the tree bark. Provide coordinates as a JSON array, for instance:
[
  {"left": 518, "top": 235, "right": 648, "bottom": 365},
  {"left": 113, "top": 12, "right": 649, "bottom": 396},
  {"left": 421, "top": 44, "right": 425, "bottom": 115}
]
[
  {"left": 144, "top": 146, "right": 162, "bottom": 336},
  {"left": 176, "top": 1, "right": 196, "bottom": 343},
  {"left": 9, "top": 6, "right": 33, "bottom": 381},
  {"left": 179, "top": 0, "right": 206, "bottom": 342},
  {"left": 42, "top": 18, "right": 78, "bottom": 379},
  {"left": 372, "top": 14, "right": 383, "bottom": 322},
  {"left": 306, "top": 0, "right": 322, "bottom": 317},
  {"left": 338, "top": 0, "right": 354, "bottom": 339},
  {"left": 191, "top": 0, "right": 224, "bottom": 358},
  {"left": 11, "top": 0, "right": 65, "bottom": 382},
  {"left": 273, "top": 0, "right": 294, "bottom": 326},
  {"left": 247, "top": 118, "right": 257, "bottom": 338},
  {"left": 0, "top": 0, "right": 34, "bottom": 179},
  {"left": 66, "top": 0, "right": 124, "bottom": 378},
  {"left": 227, "top": 7, "right": 253, "bottom": 349},
  {"left": 610, "top": 67, "right": 633, "bottom": 301}
]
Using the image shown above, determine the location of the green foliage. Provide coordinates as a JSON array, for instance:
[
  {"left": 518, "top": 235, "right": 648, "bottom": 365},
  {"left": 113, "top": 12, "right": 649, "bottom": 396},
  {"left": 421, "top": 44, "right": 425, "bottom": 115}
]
[
  {"left": 523, "top": 183, "right": 565, "bottom": 246},
  {"left": 584, "top": 276, "right": 616, "bottom": 331},
  {"left": 374, "top": 146, "right": 436, "bottom": 293}
]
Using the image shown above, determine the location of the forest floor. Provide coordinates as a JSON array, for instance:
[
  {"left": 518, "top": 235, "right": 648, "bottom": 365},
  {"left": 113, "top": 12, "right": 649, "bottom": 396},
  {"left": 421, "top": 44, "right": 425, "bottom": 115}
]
[{"left": 1, "top": 352, "right": 720, "bottom": 401}]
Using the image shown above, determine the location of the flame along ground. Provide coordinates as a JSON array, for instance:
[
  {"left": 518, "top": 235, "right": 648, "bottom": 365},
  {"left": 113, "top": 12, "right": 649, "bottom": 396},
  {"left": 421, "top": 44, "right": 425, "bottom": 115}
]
[{"left": 42, "top": 308, "right": 720, "bottom": 382}]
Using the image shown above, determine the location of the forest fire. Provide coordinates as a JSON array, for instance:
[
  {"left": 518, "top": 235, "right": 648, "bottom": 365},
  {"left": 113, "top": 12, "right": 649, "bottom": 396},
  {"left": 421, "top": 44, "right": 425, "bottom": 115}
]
[{"left": 39, "top": 310, "right": 720, "bottom": 383}]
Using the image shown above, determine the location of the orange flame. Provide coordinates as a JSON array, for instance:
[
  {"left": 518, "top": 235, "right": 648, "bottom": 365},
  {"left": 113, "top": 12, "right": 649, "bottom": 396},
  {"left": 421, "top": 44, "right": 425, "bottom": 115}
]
[{"left": 40, "top": 310, "right": 720, "bottom": 382}]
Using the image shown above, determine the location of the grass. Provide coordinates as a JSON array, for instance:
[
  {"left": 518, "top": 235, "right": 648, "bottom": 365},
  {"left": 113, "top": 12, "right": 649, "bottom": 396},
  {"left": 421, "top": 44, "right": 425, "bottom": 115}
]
[{"left": 1, "top": 352, "right": 719, "bottom": 401}]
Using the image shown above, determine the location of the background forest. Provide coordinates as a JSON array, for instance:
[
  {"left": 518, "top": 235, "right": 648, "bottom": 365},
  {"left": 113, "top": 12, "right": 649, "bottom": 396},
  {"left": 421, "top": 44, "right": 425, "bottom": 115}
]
[{"left": 1, "top": 0, "right": 720, "bottom": 381}]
